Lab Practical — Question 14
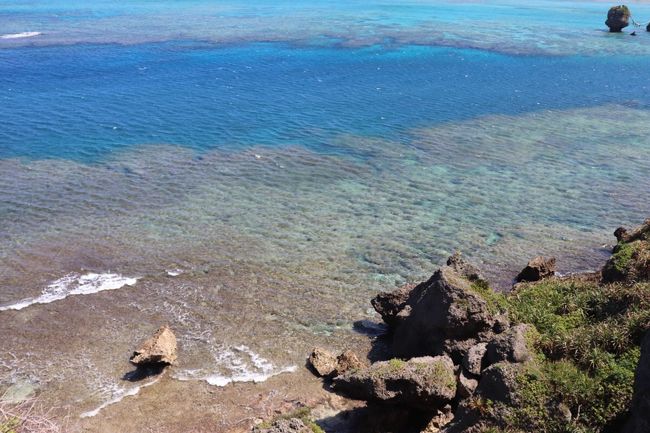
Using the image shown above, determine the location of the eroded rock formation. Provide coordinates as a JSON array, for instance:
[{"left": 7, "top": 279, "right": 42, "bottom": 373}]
[
  {"left": 606, "top": 5, "right": 631, "bottom": 32},
  {"left": 515, "top": 256, "right": 556, "bottom": 282},
  {"left": 130, "top": 325, "right": 178, "bottom": 366}
]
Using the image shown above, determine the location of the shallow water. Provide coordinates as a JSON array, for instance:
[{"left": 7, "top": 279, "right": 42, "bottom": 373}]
[{"left": 0, "top": 0, "right": 649, "bottom": 431}]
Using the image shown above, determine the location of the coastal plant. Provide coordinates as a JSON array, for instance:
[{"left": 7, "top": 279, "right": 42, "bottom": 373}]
[
  {"left": 0, "top": 399, "right": 61, "bottom": 433},
  {"left": 500, "top": 277, "right": 650, "bottom": 432},
  {"left": 470, "top": 280, "right": 510, "bottom": 315},
  {"left": 256, "top": 407, "right": 324, "bottom": 433}
]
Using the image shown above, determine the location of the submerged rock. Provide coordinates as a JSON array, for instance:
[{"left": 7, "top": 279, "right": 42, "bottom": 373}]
[
  {"left": 334, "top": 356, "right": 457, "bottom": 409},
  {"left": 1, "top": 380, "right": 37, "bottom": 404},
  {"left": 606, "top": 5, "right": 631, "bottom": 32},
  {"left": 130, "top": 325, "right": 178, "bottom": 366},
  {"left": 515, "top": 256, "right": 556, "bottom": 283}
]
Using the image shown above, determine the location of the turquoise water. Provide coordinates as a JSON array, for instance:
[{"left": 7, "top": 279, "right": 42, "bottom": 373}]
[{"left": 0, "top": 0, "right": 649, "bottom": 427}]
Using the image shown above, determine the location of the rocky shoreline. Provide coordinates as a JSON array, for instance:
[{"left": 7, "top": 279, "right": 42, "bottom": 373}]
[{"left": 255, "top": 218, "right": 650, "bottom": 433}]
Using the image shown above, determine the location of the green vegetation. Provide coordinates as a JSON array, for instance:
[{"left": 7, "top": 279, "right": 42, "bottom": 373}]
[
  {"left": 611, "top": 242, "right": 639, "bottom": 274},
  {"left": 421, "top": 359, "right": 457, "bottom": 392},
  {"left": 470, "top": 279, "right": 509, "bottom": 315},
  {"left": 482, "top": 277, "right": 650, "bottom": 433},
  {"left": 257, "top": 407, "right": 325, "bottom": 433},
  {"left": 388, "top": 358, "right": 406, "bottom": 370},
  {"left": 0, "top": 418, "right": 19, "bottom": 433}
]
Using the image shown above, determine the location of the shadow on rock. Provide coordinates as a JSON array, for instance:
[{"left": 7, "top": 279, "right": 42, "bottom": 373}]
[{"left": 316, "top": 404, "right": 437, "bottom": 433}]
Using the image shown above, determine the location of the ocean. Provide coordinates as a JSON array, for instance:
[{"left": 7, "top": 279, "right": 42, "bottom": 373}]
[{"left": 1, "top": 0, "right": 649, "bottom": 431}]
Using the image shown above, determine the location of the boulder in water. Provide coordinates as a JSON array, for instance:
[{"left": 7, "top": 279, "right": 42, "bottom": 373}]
[
  {"left": 606, "top": 5, "right": 631, "bottom": 32},
  {"left": 130, "top": 325, "right": 178, "bottom": 366}
]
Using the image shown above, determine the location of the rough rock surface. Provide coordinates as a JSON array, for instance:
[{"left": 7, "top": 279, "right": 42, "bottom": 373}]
[
  {"left": 336, "top": 350, "right": 364, "bottom": 375},
  {"left": 462, "top": 343, "right": 488, "bottom": 376},
  {"left": 456, "top": 368, "right": 479, "bottom": 398},
  {"left": 308, "top": 348, "right": 365, "bottom": 378},
  {"left": 371, "top": 283, "right": 415, "bottom": 328},
  {"left": 334, "top": 356, "right": 457, "bottom": 409},
  {"left": 446, "top": 252, "right": 485, "bottom": 282},
  {"left": 253, "top": 418, "right": 313, "bottom": 433},
  {"left": 625, "top": 332, "right": 650, "bottom": 433},
  {"left": 130, "top": 325, "right": 177, "bottom": 366},
  {"left": 486, "top": 324, "right": 532, "bottom": 365},
  {"left": 423, "top": 405, "right": 455, "bottom": 432},
  {"left": 606, "top": 5, "right": 631, "bottom": 32},
  {"left": 387, "top": 257, "right": 497, "bottom": 361},
  {"left": 515, "top": 256, "right": 556, "bottom": 282},
  {"left": 475, "top": 362, "right": 523, "bottom": 405},
  {"left": 308, "top": 347, "right": 337, "bottom": 377}
]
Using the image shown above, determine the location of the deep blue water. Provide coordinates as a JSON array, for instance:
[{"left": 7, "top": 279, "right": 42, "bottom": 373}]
[{"left": 2, "top": 42, "right": 650, "bottom": 161}]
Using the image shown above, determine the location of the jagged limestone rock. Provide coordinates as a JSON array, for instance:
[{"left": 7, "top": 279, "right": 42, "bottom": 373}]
[{"left": 130, "top": 325, "right": 177, "bottom": 366}]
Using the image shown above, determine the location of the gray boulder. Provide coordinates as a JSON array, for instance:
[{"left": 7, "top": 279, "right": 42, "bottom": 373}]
[
  {"left": 486, "top": 324, "right": 533, "bottom": 365},
  {"left": 475, "top": 362, "right": 523, "bottom": 405},
  {"left": 333, "top": 355, "right": 457, "bottom": 409},
  {"left": 463, "top": 342, "right": 488, "bottom": 376},
  {"left": 456, "top": 368, "right": 479, "bottom": 398},
  {"left": 388, "top": 256, "right": 497, "bottom": 361},
  {"left": 446, "top": 251, "right": 486, "bottom": 282},
  {"left": 371, "top": 283, "right": 415, "bottom": 327}
]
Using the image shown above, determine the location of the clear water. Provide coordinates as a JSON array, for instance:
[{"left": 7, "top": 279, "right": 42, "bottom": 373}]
[{"left": 0, "top": 0, "right": 649, "bottom": 430}]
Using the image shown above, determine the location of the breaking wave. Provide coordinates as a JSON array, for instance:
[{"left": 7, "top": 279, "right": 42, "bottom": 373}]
[
  {"left": 0, "top": 273, "right": 138, "bottom": 311},
  {"left": 173, "top": 345, "right": 297, "bottom": 386},
  {"left": 1, "top": 32, "right": 41, "bottom": 40}
]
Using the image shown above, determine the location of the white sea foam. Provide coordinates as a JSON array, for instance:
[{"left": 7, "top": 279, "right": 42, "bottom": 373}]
[
  {"left": 166, "top": 269, "right": 183, "bottom": 277},
  {"left": 173, "top": 345, "right": 296, "bottom": 386},
  {"left": 79, "top": 377, "right": 160, "bottom": 418},
  {"left": 0, "top": 273, "right": 138, "bottom": 311},
  {"left": 0, "top": 32, "right": 41, "bottom": 40}
]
